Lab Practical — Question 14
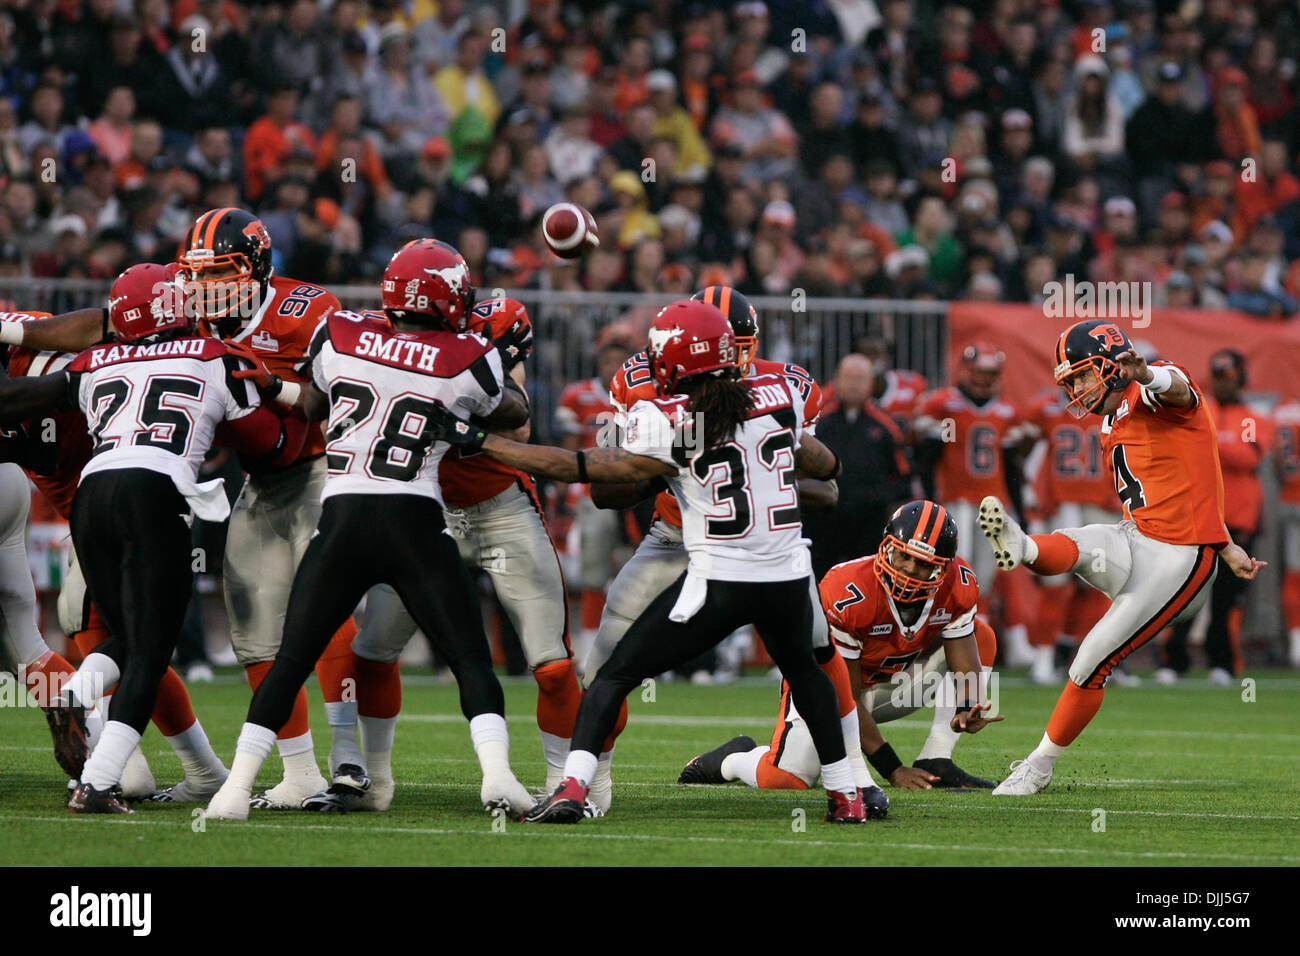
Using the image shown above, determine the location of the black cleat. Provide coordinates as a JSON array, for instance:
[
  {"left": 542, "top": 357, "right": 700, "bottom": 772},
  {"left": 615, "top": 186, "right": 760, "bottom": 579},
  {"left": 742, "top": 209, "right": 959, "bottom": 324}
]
[
  {"left": 678, "top": 735, "right": 757, "bottom": 784},
  {"left": 912, "top": 757, "right": 996, "bottom": 789},
  {"left": 862, "top": 785, "right": 890, "bottom": 819},
  {"left": 68, "top": 782, "right": 135, "bottom": 815},
  {"left": 524, "top": 777, "right": 587, "bottom": 824},
  {"left": 301, "top": 763, "right": 372, "bottom": 813},
  {"left": 44, "top": 693, "right": 89, "bottom": 779}
]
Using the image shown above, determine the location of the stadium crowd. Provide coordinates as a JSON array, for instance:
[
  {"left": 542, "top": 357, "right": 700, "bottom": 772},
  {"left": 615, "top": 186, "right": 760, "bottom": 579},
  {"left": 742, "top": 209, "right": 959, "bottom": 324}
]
[{"left": 0, "top": 0, "right": 1299, "bottom": 313}]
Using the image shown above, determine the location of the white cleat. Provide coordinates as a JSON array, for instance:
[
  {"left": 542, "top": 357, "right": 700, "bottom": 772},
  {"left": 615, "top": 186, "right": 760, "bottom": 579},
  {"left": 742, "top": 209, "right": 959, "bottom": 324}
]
[
  {"left": 992, "top": 758, "right": 1053, "bottom": 795},
  {"left": 1153, "top": 667, "right": 1180, "bottom": 686},
  {"left": 481, "top": 774, "right": 536, "bottom": 819},
  {"left": 1207, "top": 667, "right": 1234, "bottom": 686},
  {"left": 250, "top": 772, "right": 330, "bottom": 810},
  {"left": 119, "top": 746, "right": 157, "bottom": 800},
  {"left": 978, "top": 496, "right": 1029, "bottom": 571},
  {"left": 150, "top": 771, "right": 228, "bottom": 803},
  {"left": 204, "top": 782, "right": 252, "bottom": 820}
]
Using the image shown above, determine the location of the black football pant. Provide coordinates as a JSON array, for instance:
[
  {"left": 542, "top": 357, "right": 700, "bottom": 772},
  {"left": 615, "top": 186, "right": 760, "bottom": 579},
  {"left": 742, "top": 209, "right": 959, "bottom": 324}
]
[
  {"left": 248, "top": 493, "right": 505, "bottom": 733},
  {"left": 1164, "top": 532, "right": 1255, "bottom": 674},
  {"left": 574, "top": 574, "right": 847, "bottom": 769},
  {"left": 71, "top": 469, "right": 193, "bottom": 733}
]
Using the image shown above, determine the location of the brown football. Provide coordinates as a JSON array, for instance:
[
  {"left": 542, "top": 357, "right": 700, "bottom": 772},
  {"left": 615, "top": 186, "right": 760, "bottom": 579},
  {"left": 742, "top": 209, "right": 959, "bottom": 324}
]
[{"left": 541, "top": 202, "right": 600, "bottom": 259}]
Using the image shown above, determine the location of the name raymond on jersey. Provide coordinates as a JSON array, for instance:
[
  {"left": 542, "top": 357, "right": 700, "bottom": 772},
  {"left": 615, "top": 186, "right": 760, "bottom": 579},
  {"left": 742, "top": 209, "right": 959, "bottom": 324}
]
[
  {"left": 352, "top": 330, "right": 440, "bottom": 370},
  {"left": 87, "top": 338, "right": 210, "bottom": 369},
  {"left": 49, "top": 885, "right": 151, "bottom": 936}
]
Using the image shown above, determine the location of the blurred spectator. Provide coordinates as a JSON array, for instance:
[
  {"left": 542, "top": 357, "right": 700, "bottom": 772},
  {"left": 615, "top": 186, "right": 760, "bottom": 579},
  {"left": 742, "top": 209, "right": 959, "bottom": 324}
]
[
  {"left": 87, "top": 86, "right": 136, "bottom": 166},
  {"left": 251, "top": 0, "right": 327, "bottom": 94},
  {"left": 647, "top": 70, "right": 711, "bottom": 180},
  {"left": 243, "top": 85, "right": 316, "bottom": 203},
  {"left": 365, "top": 25, "right": 451, "bottom": 164},
  {"left": 1063, "top": 56, "right": 1126, "bottom": 179},
  {"left": 1213, "top": 66, "right": 1261, "bottom": 163},
  {"left": 158, "top": 13, "right": 233, "bottom": 133},
  {"left": 545, "top": 103, "right": 602, "bottom": 183},
  {"left": 1228, "top": 250, "right": 1298, "bottom": 318},
  {"left": 185, "top": 126, "right": 236, "bottom": 193},
  {"left": 710, "top": 70, "right": 797, "bottom": 183},
  {"left": 434, "top": 30, "right": 500, "bottom": 130},
  {"left": 19, "top": 84, "right": 75, "bottom": 155}
]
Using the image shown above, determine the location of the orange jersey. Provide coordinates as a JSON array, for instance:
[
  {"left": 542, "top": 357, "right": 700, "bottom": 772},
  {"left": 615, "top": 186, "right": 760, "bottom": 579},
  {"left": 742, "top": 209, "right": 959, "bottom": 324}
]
[
  {"left": 439, "top": 308, "right": 535, "bottom": 508},
  {"left": 556, "top": 378, "right": 614, "bottom": 448},
  {"left": 1273, "top": 399, "right": 1300, "bottom": 504},
  {"left": 821, "top": 554, "right": 980, "bottom": 689},
  {"left": 226, "top": 275, "right": 340, "bottom": 463},
  {"left": 6, "top": 321, "right": 91, "bottom": 520},
  {"left": 914, "top": 386, "right": 1022, "bottom": 503},
  {"left": 1099, "top": 363, "right": 1228, "bottom": 546},
  {"left": 1022, "top": 389, "right": 1114, "bottom": 513},
  {"left": 1209, "top": 397, "right": 1271, "bottom": 535}
]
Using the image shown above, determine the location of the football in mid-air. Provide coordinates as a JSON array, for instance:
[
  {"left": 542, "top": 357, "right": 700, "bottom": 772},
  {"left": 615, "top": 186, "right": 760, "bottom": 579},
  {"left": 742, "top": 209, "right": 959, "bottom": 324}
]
[{"left": 541, "top": 202, "right": 599, "bottom": 259}]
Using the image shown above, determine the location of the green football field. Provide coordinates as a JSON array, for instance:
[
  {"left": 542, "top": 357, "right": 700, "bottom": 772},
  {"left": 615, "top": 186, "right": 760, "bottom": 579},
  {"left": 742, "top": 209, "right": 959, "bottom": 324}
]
[{"left": 2, "top": 671, "right": 1298, "bottom": 866}]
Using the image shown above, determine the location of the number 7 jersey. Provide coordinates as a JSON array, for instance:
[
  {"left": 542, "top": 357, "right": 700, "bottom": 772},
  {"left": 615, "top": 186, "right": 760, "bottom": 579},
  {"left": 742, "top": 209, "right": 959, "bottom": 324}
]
[{"left": 621, "top": 373, "right": 808, "bottom": 581}]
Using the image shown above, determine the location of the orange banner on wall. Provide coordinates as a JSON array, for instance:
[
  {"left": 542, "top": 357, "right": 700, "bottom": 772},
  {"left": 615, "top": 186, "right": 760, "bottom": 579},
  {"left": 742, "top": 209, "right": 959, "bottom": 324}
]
[{"left": 947, "top": 303, "right": 1300, "bottom": 409}]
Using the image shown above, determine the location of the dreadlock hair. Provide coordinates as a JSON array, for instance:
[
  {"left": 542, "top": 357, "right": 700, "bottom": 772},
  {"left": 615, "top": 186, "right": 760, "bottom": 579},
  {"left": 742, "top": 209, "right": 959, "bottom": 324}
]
[{"left": 682, "top": 367, "right": 751, "bottom": 447}]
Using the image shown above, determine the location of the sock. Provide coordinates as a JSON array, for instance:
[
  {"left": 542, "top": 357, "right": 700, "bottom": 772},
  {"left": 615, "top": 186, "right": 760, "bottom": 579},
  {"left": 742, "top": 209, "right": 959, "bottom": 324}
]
[
  {"left": 22, "top": 649, "right": 74, "bottom": 708},
  {"left": 64, "top": 652, "right": 119, "bottom": 709},
  {"left": 227, "top": 723, "right": 278, "bottom": 790},
  {"left": 1026, "top": 533, "right": 1078, "bottom": 575},
  {"left": 1284, "top": 570, "right": 1300, "bottom": 631},
  {"left": 1043, "top": 680, "right": 1105, "bottom": 752},
  {"left": 534, "top": 658, "right": 582, "bottom": 773},
  {"left": 561, "top": 748, "right": 598, "bottom": 788},
  {"left": 469, "top": 713, "right": 511, "bottom": 778},
  {"left": 820, "top": 756, "right": 856, "bottom": 794},
  {"left": 315, "top": 621, "right": 359, "bottom": 768},
  {"left": 246, "top": 662, "right": 313, "bottom": 743},
  {"left": 1028, "top": 732, "right": 1069, "bottom": 773},
  {"left": 165, "top": 720, "right": 226, "bottom": 779},
  {"left": 149, "top": 667, "right": 197, "bottom": 737},
  {"left": 71, "top": 623, "right": 108, "bottom": 657},
  {"left": 325, "top": 705, "right": 361, "bottom": 771},
  {"left": 81, "top": 720, "right": 142, "bottom": 790},
  {"left": 722, "top": 746, "right": 765, "bottom": 787},
  {"left": 916, "top": 673, "right": 960, "bottom": 760},
  {"left": 600, "top": 698, "right": 629, "bottom": 754},
  {"left": 579, "top": 590, "right": 605, "bottom": 632},
  {"left": 365, "top": 746, "right": 393, "bottom": 785}
]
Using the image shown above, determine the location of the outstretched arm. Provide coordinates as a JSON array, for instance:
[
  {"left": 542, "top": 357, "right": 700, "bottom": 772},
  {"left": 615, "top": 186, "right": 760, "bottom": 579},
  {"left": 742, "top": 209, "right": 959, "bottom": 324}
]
[
  {"left": 2, "top": 309, "right": 108, "bottom": 352},
  {"left": 1114, "top": 350, "right": 1194, "bottom": 407},
  {"left": 480, "top": 435, "right": 676, "bottom": 483},
  {"left": 0, "top": 372, "right": 71, "bottom": 424}
]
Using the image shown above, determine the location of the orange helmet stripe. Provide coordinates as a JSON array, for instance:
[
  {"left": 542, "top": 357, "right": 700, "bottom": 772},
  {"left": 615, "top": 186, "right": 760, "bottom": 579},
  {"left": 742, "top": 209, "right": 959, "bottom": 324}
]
[
  {"left": 718, "top": 285, "right": 732, "bottom": 320},
  {"left": 926, "top": 504, "right": 947, "bottom": 546},
  {"left": 916, "top": 500, "right": 934, "bottom": 541}
]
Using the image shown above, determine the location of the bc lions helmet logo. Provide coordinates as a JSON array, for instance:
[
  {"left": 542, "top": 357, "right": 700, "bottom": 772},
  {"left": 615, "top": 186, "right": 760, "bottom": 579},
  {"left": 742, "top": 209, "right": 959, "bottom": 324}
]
[{"left": 242, "top": 220, "right": 271, "bottom": 250}]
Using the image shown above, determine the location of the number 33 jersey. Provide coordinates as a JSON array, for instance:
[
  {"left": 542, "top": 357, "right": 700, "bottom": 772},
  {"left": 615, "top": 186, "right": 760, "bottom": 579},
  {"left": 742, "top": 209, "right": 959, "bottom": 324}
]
[
  {"left": 309, "top": 311, "right": 505, "bottom": 505},
  {"left": 622, "top": 373, "right": 809, "bottom": 581}
]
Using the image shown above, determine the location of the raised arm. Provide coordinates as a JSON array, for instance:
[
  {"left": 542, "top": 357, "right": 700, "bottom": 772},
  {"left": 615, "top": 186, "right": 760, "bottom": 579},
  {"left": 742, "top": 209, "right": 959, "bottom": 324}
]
[
  {"left": 2, "top": 309, "right": 108, "bottom": 353},
  {"left": 1114, "top": 350, "right": 1194, "bottom": 408}
]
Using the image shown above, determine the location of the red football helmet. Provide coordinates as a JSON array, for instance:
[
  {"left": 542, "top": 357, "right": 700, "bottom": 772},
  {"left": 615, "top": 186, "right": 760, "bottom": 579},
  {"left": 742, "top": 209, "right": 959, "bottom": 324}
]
[
  {"left": 381, "top": 239, "right": 476, "bottom": 331},
  {"left": 646, "top": 299, "right": 737, "bottom": 395},
  {"left": 108, "top": 262, "right": 192, "bottom": 343}
]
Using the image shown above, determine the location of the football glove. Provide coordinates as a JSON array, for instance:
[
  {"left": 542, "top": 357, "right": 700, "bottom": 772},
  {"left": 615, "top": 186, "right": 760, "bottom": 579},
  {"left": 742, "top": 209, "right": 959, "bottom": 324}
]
[
  {"left": 493, "top": 318, "right": 533, "bottom": 371},
  {"left": 429, "top": 403, "right": 488, "bottom": 453},
  {"left": 224, "top": 339, "right": 281, "bottom": 393}
]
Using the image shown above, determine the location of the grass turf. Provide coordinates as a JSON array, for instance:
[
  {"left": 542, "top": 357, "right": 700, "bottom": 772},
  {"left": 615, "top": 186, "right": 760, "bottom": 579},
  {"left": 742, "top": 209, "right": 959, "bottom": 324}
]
[{"left": 2, "top": 671, "right": 1298, "bottom": 866}]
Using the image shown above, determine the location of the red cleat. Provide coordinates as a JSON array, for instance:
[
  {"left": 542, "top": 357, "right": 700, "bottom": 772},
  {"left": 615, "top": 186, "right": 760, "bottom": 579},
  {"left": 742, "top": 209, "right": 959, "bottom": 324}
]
[
  {"left": 525, "top": 777, "right": 589, "bottom": 824},
  {"left": 824, "top": 788, "right": 867, "bottom": 824}
]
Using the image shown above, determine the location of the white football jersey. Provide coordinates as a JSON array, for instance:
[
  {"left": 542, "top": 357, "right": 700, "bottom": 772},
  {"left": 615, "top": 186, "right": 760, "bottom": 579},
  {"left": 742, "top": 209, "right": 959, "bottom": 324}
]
[
  {"left": 623, "top": 373, "right": 811, "bottom": 581},
  {"left": 68, "top": 337, "right": 260, "bottom": 490},
  {"left": 310, "top": 310, "right": 504, "bottom": 503}
]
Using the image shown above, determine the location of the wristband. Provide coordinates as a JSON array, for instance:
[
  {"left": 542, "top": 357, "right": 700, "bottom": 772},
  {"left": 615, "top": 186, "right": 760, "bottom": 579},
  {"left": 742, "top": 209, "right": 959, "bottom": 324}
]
[
  {"left": 818, "top": 449, "right": 842, "bottom": 481},
  {"left": 0, "top": 321, "right": 22, "bottom": 345},
  {"left": 1145, "top": 364, "right": 1174, "bottom": 394},
  {"left": 867, "top": 742, "right": 903, "bottom": 779},
  {"left": 276, "top": 381, "right": 302, "bottom": 406},
  {"left": 576, "top": 449, "right": 590, "bottom": 483}
]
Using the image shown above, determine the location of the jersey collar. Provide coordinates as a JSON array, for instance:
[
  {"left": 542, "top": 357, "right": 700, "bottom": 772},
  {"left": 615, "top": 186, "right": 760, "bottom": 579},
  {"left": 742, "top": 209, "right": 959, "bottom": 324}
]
[{"left": 886, "top": 590, "right": 936, "bottom": 641}]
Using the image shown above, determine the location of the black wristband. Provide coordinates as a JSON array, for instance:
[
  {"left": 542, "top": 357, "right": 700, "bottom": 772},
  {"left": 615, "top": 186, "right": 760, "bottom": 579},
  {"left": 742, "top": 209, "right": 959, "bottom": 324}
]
[
  {"left": 265, "top": 375, "right": 284, "bottom": 400},
  {"left": 817, "top": 449, "right": 842, "bottom": 481},
  {"left": 867, "top": 742, "right": 903, "bottom": 779},
  {"left": 576, "top": 449, "right": 589, "bottom": 483}
]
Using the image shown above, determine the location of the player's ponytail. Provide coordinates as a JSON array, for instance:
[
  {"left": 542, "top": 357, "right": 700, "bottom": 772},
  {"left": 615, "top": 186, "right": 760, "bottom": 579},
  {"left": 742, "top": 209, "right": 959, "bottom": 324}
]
[{"left": 684, "top": 370, "right": 751, "bottom": 447}]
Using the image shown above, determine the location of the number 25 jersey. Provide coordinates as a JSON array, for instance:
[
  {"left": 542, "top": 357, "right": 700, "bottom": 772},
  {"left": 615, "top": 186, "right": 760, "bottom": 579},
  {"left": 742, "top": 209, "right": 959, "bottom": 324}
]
[
  {"left": 309, "top": 311, "right": 505, "bottom": 504},
  {"left": 622, "top": 373, "right": 808, "bottom": 581}
]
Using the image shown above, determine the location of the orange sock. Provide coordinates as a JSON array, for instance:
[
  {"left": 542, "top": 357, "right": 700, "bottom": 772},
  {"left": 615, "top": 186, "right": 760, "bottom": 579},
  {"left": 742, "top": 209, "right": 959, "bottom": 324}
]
[
  {"left": 24, "top": 650, "right": 74, "bottom": 708},
  {"left": 973, "top": 618, "right": 998, "bottom": 666},
  {"left": 534, "top": 659, "right": 582, "bottom": 738},
  {"left": 1284, "top": 570, "right": 1300, "bottom": 631},
  {"left": 353, "top": 655, "right": 402, "bottom": 719},
  {"left": 150, "top": 667, "right": 197, "bottom": 737},
  {"left": 819, "top": 653, "right": 856, "bottom": 718},
  {"left": 580, "top": 591, "right": 605, "bottom": 631},
  {"left": 601, "top": 699, "right": 628, "bottom": 755},
  {"left": 246, "top": 662, "right": 311, "bottom": 740},
  {"left": 1045, "top": 681, "right": 1105, "bottom": 748},
  {"left": 315, "top": 618, "right": 358, "bottom": 704},
  {"left": 72, "top": 625, "right": 109, "bottom": 657},
  {"left": 1027, "top": 533, "right": 1079, "bottom": 575}
]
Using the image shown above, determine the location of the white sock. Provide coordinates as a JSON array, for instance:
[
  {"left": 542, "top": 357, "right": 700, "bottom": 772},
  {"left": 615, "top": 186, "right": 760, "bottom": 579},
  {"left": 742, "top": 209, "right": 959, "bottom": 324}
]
[
  {"left": 276, "top": 729, "right": 314, "bottom": 759},
  {"left": 917, "top": 673, "right": 961, "bottom": 760},
  {"left": 325, "top": 701, "right": 362, "bottom": 770},
  {"left": 227, "top": 722, "right": 277, "bottom": 789},
  {"left": 81, "top": 721, "right": 141, "bottom": 790},
  {"left": 539, "top": 729, "right": 570, "bottom": 776},
  {"left": 469, "top": 713, "right": 511, "bottom": 778},
  {"left": 165, "top": 720, "right": 226, "bottom": 779},
  {"left": 365, "top": 748, "right": 392, "bottom": 785},
  {"left": 840, "top": 710, "right": 878, "bottom": 788},
  {"left": 561, "top": 749, "right": 598, "bottom": 788},
  {"left": 721, "top": 746, "right": 765, "bottom": 788},
  {"left": 359, "top": 715, "right": 398, "bottom": 755},
  {"left": 1023, "top": 534, "right": 1040, "bottom": 565},
  {"left": 64, "top": 653, "right": 119, "bottom": 708},
  {"left": 281, "top": 748, "right": 323, "bottom": 783},
  {"left": 820, "top": 756, "right": 856, "bottom": 794},
  {"left": 1028, "top": 732, "right": 1067, "bottom": 773}
]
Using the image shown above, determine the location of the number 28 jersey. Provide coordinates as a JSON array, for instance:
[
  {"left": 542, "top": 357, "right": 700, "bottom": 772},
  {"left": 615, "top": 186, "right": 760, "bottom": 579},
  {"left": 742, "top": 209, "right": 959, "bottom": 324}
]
[
  {"left": 309, "top": 311, "right": 505, "bottom": 504},
  {"left": 622, "top": 373, "right": 808, "bottom": 581}
]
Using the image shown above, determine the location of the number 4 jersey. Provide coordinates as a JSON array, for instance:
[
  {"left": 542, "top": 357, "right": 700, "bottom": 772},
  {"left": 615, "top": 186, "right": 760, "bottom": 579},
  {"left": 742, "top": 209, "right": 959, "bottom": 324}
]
[
  {"left": 622, "top": 373, "right": 808, "bottom": 581},
  {"left": 309, "top": 311, "right": 505, "bottom": 504}
]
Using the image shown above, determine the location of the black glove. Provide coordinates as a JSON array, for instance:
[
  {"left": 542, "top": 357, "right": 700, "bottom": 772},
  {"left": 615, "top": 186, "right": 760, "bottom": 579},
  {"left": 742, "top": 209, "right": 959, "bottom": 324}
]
[
  {"left": 494, "top": 319, "right": 533, "bottom": 371},
  {"left": 429, "top": 402, "right": 488, "bottom": 453}
]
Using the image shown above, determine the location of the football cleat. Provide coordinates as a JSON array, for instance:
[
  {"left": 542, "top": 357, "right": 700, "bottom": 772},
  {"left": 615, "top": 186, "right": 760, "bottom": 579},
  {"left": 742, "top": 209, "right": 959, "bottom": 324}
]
[
  {"left": 150, "top": 771, "right": 228, "bottom": 803},
  {"left": 912, "top": 757, "right": 995, "bottom": 789},
  {"left": 119, "top": 746, "right": 157, "bottom": 800},
  {"left": 204, "top": 783, "right": 252, "bottom": 821},
  {"left": 524, "top": 777, "right": 588, "bottom": 824},
  {"left": 678, "top": 734, "right": 757, "bottom": 784},
  {"left": 978, "top": 496, "right": 1029, "bottom": 571},
  {"left": 44, "top": 693, "right": 89, "bottom": 779},
  {"left": 69, "top": 782, "right": 134, "bottom": 815},
  {"left": 862, "top": 785, "right": 890, "bottom": 819},
  {"left": 824, "top": 788, "right": 867, "bottom": 823},
  {"left": 481, "top": 773, "right": 536, "bottom": 820},
  {"left": 992, "top": 758, "right": 1053, "bottom": 796},
  {"left": 301, "top": 764, "right": 373, "bottom": 813},
  {"left": 250, "top": 771, "right": 330, "bottom": 810}
]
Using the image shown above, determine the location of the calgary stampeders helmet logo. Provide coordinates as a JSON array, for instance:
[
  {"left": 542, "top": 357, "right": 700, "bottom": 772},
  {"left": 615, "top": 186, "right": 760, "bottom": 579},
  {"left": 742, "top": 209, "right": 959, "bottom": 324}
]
[
  {"left": 381, "top": 239, "right": 476, "bottom": 331},
  {"left": 646, "top": 299, "right": 737, "bottom": 395},
  {"left": 108, "top": 262, "right": 192, "bottom": 343},
  {"left": 875, "top": 500, "right": 959, "bottom": 603},
  {"left": 1054, "top": 319, "right": 1132, "bottom": 418}
]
